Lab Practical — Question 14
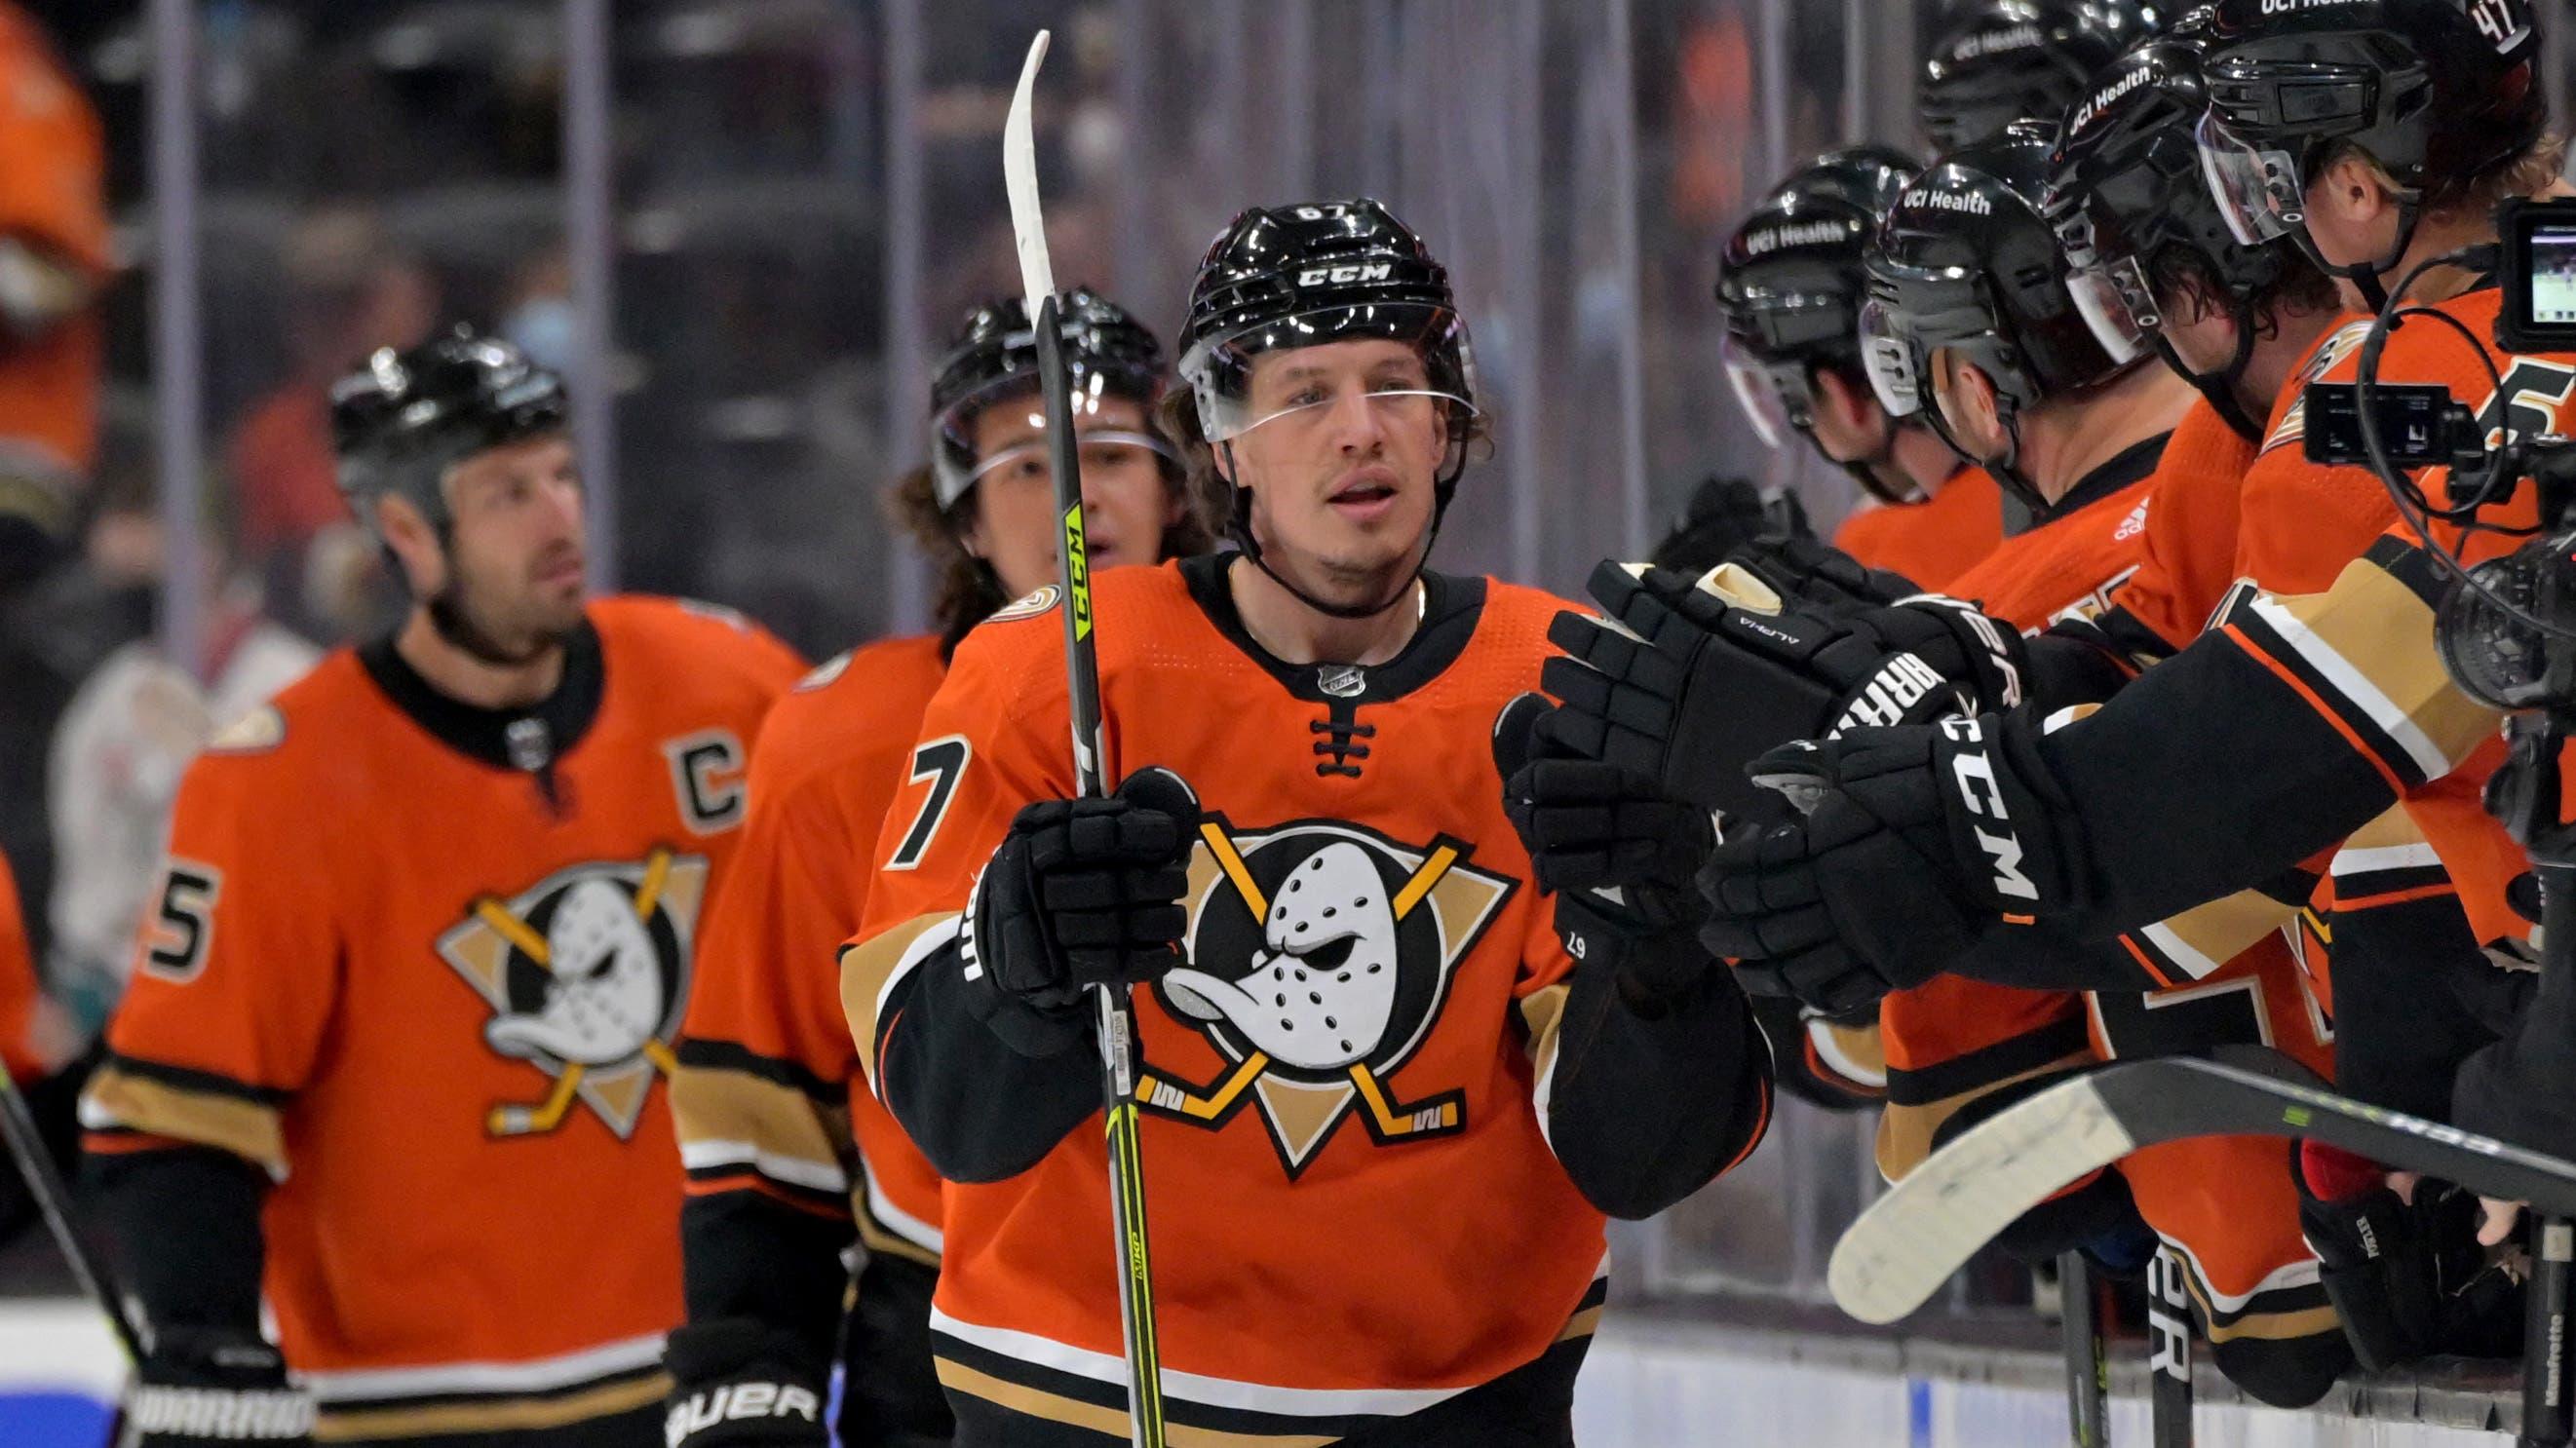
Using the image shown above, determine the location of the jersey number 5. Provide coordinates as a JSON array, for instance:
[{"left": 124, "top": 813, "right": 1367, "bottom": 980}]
[
  {"left": 886, "top": 737, "right": 970, "bottom": 871},
  {"left": 140, "top": 861, "right": 222, "bottom": 983}
]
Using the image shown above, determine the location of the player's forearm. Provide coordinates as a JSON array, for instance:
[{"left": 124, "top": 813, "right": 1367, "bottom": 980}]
[
  {"left": 1545, "top": 949, "right": 1771, "bottom": 1220},
  {"left": 679, "top": 1193, "right": 854, "bottom": 1365},
  {"left": 85, "top": 1144, "right": 267, "bottom": 1336},
  {"left": 2034, "top": 629, "right": 2398, "bottom": 934},
  {"left": 876, "top": 941, "right": 1100, "bottom": 1184}
]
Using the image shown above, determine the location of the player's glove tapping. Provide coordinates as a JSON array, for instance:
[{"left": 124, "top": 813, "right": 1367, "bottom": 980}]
[
  {"left": 125, "top": 1328, "right": 315, "bottom": 1448},
  {"left": 1697, "top": 715, "right": 2084, "bottom": 1014},
  {"left": 663, "top": 1319, "right": 830, "bottom": 1448},
  {"left": 1541, "top": 559, "right": 2023, "bottom": 822},
  {"left": 1495, "top": 693, "right": 1716, "bottom": 1006},
  {"left": 2293, "top": 1143, "right": 2523, "bottom": 1371},
  {"left": 962, "top": 766, "right": 1198, "bottom": 1054}
]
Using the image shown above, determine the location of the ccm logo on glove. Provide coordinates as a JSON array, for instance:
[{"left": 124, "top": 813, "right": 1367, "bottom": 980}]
[
  {"left": 665, "top": 1383, "right": 823, "bottom": 1445},
  {"left": 1941, "top": 717, "right": 2037, "bottom": 902}
]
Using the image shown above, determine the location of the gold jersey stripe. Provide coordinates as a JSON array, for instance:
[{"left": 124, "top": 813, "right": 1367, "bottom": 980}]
[
  {"left": 83, "top": 1066, "right": 287, "bottom": 1176},
  {"left": 669, "top": 1063, "right": 850, "bottom": 1181},
  {"left": 311, "top": 1370, "right": 670, "bottom": 1441},
  {"left": 1877, "top": 1048, "right": 2094, "bottom": 1183},
  {"left": 933, "top": 1359, "right": 1336, "bottom": 1448},
  {"left": 841, "top": 912, "right": 962, "bottom": 1084}
]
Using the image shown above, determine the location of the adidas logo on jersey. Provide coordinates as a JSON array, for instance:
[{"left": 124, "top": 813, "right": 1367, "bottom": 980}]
[{"left": 666, "top": 1381, "right": 823, "bottom": 1447}]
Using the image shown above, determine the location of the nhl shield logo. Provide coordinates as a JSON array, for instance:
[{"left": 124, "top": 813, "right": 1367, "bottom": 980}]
[
  {"left": 1138, "top": 817, "right": 1513, "bottom": 1176},
  {"left": 437, "top": 847, "right": 708, "bottom": 1139}
]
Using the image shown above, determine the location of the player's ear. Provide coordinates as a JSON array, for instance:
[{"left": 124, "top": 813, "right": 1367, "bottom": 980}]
[
  {"left": 372, "top": 493, "right": 444, "bottom": 594},
  {"left": 2313, "top": 149, "right": 2394, "bottom": 231}
]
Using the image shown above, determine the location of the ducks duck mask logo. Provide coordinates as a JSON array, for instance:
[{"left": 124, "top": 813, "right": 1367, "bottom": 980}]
[
  {"left": 437, "top": 847, "right": 708, "bottom": 1138},
  {"left": 1140, "top": 817, "right": 1512, "bottom": 1176}
]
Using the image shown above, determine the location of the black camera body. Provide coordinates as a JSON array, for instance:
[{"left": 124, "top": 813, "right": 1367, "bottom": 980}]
[{"left": 2498, "top": 197, "right": 2576, "bottom": 356}]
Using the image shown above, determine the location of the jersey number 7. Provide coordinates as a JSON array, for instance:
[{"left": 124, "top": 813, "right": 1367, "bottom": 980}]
[{"left": 887, "top": 737, "right": 971, "bottom": 871}]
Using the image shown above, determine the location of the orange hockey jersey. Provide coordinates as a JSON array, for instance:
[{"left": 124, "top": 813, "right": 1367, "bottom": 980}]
[
  {"left": 0, "top": 849, "right": 41, "bottom": 1083},
  {"left": 844, "top": 557, "right": 1770, "bottom": 1444},
  {"left": 676, "top": 632, "right": 950, "bottom": 1263},
  {"left": 84, "top": 597, "right": 800, "bottom": 1441},
  {"left": 1830, "top": 466, "right": 2004, "bottom": 591}
]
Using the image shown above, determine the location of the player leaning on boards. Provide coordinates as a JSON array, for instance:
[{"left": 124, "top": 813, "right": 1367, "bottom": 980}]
[
  {"left": 840, "top": 200, "right": 1773, "bottom": 1447},
  {"left": 1702, "top": 0, "right": 2576, "bottom": 1309},
  {"left": 80, "top": 331, "right": 805, "bottom": 1448},
  {"left": 665, "top": 287, "right": 1211, "bottom": 1448}
]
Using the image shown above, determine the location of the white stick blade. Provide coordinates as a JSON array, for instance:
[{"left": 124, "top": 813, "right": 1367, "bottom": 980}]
[
  {"left": 1827, "top": 1074, "right": 2136, "bottom": 1324},
  {"left": 1002, "top": 30, "right": 1056, "bottom": 319}
]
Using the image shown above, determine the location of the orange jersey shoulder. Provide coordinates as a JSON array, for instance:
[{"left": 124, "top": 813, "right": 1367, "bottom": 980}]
[
  {"left": 2115, "top": 400, "right": 2259, "bottom": 651},
  {"left": 590, "top": 593, "right": 808, "bottom": 706},
  {"left": 1944, "top": 473, "right": 2158, "bottom": 634},
  {"left": 1831, "top": 468, "right": 2004, "bottom": 591}
]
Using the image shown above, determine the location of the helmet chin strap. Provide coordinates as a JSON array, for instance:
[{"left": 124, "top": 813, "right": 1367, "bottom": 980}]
[
  {"left": 1927, "top": 397, "right": 2049, "bottom": 517},
  {"left": 1822, "top": 413, "right": 1923, "bottom": 506},
  {"left": 2298, "top": 196, "right": 2419, "bottom": 317},
  {"left": 1219, "top": 438, "right": 1452, "bottom": 624},
  {"left": 2154, "top": 310, "right": 2264, "bottom": 443}
]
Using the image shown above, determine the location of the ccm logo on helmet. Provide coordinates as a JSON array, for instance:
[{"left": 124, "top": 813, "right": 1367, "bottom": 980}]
[
  {"left": 1940, "top": 717, "right": 2038, "bottom": 902},
  {"left": 1298, "top": 263, "right": 1395, "bottom": 286},
  {"left": 666, "top": 1383, "right": 823, "bottom": 1447}
]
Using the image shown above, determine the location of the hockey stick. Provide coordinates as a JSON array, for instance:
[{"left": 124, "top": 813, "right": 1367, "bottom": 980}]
[
  {"left": 2057, "top": 1250, "right": 2109, "bottom": 1447},
  {"left": 1, "top": 1062, "right": 143, "bottom": 1448},
  {"left": 2147, "top": 1244, "right": 2193, "bottom": 1448},
  {"left": 1002, "top": 31, "right": 1166, "bottom": 1448},
  {"left": 1828, "top": 1054, "right": 2576, "bottom": 1326}
]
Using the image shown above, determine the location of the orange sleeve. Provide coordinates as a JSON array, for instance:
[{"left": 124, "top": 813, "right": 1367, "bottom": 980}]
[
  {"left": 0, "top": 852, "right": 40, "bottom": 1084},
  {"left": 686, "top": 770, "right": 866, "bottom": 1086},
  {"left": 0, "top": 26, "right": 105, "bottom": 275},
  {"left": 2114, "top": 402, "right": 2255, "bottom": 652},
  {"left": 1831, "top": 469, "right": 2003, "bottom": 592},
  {"left": 87, "top": 749, "right": 340, "bottom": 1174}
]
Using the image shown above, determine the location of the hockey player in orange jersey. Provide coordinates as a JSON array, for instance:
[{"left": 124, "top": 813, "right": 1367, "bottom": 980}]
[
  {"left": 665, "top": 286, "right": 1212, "bottom": 1448},
  {"left": 80, "top": 331, "right": 804, "bottom": 1447},
  {"left": 1716, "top": 147, "right": 2002, "bottom": 592},
  {"left": 843, "top": 200, "right": 1771, "bottom": 1446}
]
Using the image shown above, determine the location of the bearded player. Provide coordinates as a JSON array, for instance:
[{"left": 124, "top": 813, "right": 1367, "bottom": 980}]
[{"left": 82, "top": 331, "right": 804, "bottom": 1447}]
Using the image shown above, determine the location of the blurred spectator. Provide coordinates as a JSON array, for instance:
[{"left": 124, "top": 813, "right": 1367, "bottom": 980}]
[
  {"left": 224, "top": 208, "right": 436, "bottom": 638},
  {"left": 46, "top": 485, "right": 316, "bottom": 1037},
  {"left": 0, "top": 1, "right": 106, "bottom": 594}
]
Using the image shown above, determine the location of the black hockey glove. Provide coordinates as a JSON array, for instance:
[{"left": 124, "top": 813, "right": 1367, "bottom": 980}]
[
  {"left": 664, "top": 1319, "right": 831, "bottom": 1448},
  {"left": 1697, "top": 716, "right": 2086, "bottom": 1014},
  {"left": 962, "top": 766, "right": 1197, "bottom": 1056},
  {"left": 1495, "top": 693, "right": 1718, "bottom": 1008},
  {"left": 2295, "top": 1144, "right": 2524, "bottom": 1371},
  {"left": 1725, "top": 533, "right": 1922, "bottom": 616},
  {"left": 126, "top": 1329, "right": 314, "bottom": 1448},
  {"left": 1646, "top": 475, "right": 1810, "bottom": 574},
  {"left": 1541, "top": 560, "right": 2024, "bottom": 822}
]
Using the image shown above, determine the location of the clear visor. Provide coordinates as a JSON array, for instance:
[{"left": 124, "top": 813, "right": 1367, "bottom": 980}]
[
  {"left": 2065, "top": 257, "right": 2157, "bottom": 365},
  {"left": 931, "top": 372, "right": 1156, "bottom": 511},
  {"left": 957, "top": 428, "right": 1174, "bottom": 491},
  {"left": 1858, "top": 298, "right": 1924, "bottom": 420},
  {"left": 2195, "top": 113, "right": 2306, "bottom": 248},
  {"left": 1720, "top": 336, "right": 1800, "bottom": 450},
  {"left": 1180, "top": 301, "right": 1477, "bottom": 443}
]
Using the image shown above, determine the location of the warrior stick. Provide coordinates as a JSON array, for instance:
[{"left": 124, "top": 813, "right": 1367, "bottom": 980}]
[
  {"left": 1828, "top": 1052, "right": 2576, "bottom": 1326},
  {"left": 0, "top": 1068, "right": 139, "bottom": 1365},
  {"left": 1003, "top": 31, "right": 1166, "bottom": 1447},
  {"left": 2058, "top": 1250, "right": 2109, "bottom": 1447}
]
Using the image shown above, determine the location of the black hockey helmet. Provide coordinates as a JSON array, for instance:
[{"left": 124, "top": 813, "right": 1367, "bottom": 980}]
[
  {"left": 1919, "top": 0, "right": 2163, "bottom": 152},
  {"left": 2044, "top": 36, "right": 2296, "bottom": 438},
  {"left": 1717, "top": 146, "right": 1925, "bottom": 498},
  {"left": 927, "top": 286, "right": 1172, "bottom": 513},
  {"left": 1176, "top": 198, "right": 1478, "bottom": 464},
  {"left": 2194, "top": 0, "right": 2546, "bottom": 308},
  {"left": 330, "top": 326, "right": 568, "bottom": 532},
  {"left": 1175, "top": 198, "right": 1480, "bottom": 618},
  {"left": 1865, "top": 122, "right": 2145, "bottom": 508}
]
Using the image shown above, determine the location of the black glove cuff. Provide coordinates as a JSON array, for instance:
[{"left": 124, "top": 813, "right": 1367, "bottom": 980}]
[{"left": 1929, "top": 713, "right": 2082, "bottom": 917}]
